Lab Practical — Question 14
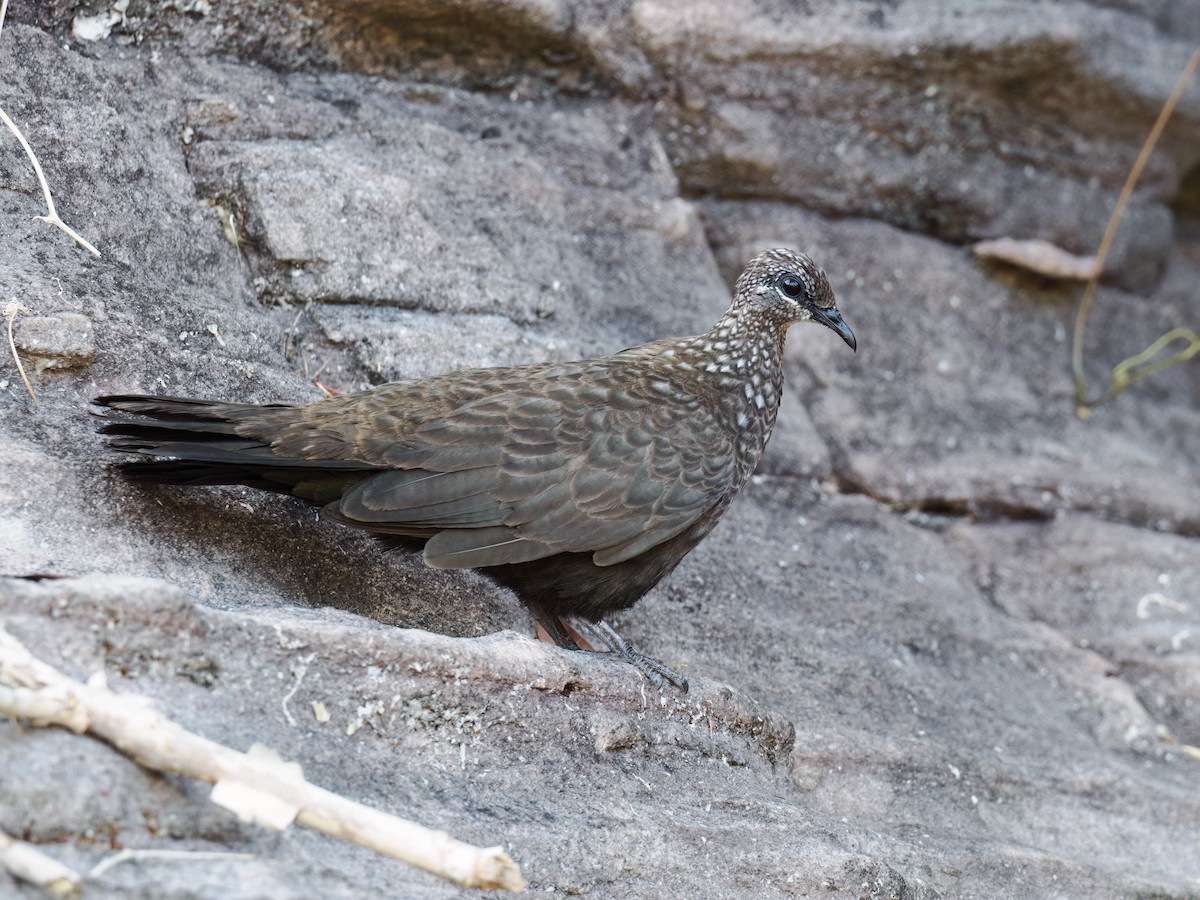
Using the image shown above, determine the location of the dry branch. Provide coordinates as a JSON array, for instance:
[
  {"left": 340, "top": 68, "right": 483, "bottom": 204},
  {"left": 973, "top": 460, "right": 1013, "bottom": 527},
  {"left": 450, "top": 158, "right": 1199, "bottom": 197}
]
[
  {"left": 0, "top": 830, "right": 83, "bottom": 899},
  {"left": 0, "top": 626, "right": 526, "bottom": 893}
]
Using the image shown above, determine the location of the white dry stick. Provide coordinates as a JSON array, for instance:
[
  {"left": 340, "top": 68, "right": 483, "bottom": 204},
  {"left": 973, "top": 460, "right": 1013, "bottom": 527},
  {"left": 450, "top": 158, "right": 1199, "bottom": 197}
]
[
  {"left": 0, "top": 0, "right": 100, "bottom": 258},
  {"left": 0, "top": 830, "right": 83, "bottom": 899},
  {"left": 0, "top": 626, "right": 526, "bottom": 892},
  {"left": 0, "top": 106, "right": 101, "bottom": 258},
  {"left": 1135, "top": 592, "right": 1189, "bottom": 619},
  {"left": 4, "top": 300, "right": 38, "bottom": 404},
  {"left": 88, "top": 848, "right": 257, "bottom": 880},
  {"left": 280, "top": 653, "right": 315, "bottom": 727}
]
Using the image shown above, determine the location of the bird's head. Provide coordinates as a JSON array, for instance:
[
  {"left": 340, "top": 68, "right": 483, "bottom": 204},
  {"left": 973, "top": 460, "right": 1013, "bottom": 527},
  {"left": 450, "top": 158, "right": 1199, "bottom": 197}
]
[{"left": 735, "top": 248, "right": 856, "bottom": 351}]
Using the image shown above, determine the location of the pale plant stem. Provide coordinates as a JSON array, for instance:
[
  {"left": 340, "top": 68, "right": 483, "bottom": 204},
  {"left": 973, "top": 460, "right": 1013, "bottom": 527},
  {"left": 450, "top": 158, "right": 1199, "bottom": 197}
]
[
  {"left": 4, "top": 301, "right": 37, "bottom": 404},
  {"left": 0, "top": 0, "right": 100, "bottom": 256},
  {"left": 0, "top": 106, "right": 101, "bottom": 257},
  {"left": 1071, "top": 47, "right": 1200, "bottom": 414}
]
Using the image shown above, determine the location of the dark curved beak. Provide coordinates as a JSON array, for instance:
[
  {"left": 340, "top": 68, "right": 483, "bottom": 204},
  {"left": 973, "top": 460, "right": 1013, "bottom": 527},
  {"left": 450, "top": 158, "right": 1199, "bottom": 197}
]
[{"left": 813, "top": 307, "right": 856, "bottom": 352}]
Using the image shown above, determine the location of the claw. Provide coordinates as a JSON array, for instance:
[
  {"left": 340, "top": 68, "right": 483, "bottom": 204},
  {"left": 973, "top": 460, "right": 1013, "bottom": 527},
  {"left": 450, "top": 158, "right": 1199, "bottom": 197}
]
[{"left": 586, "top": 619, "right": 689, "bottom": 693}]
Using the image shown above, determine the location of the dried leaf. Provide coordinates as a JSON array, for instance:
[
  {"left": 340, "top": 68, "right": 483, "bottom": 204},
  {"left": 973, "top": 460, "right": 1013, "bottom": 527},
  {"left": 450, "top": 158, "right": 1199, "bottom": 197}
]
[{"left": 975, "top": 238, "right": 1098, "bottom": 280}]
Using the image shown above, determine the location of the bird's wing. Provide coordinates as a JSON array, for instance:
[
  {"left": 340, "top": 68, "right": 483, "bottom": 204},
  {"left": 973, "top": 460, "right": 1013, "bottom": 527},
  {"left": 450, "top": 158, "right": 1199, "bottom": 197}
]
[
  {"left": 276, "top": 363, "right": 738, "bottom": 569},
  {"left": 493, "top": 382, "right": 737, "bottom": 567}
]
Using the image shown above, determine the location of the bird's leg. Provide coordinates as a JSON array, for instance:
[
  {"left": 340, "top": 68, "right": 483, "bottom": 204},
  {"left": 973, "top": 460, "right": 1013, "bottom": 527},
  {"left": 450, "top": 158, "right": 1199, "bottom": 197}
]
[
  {"left": 583, "top": 619, "right": 690, "bottom": 693},
  {"left": 528, "top": 605, "right": 582, "bottom": 651},
  {"left": 530, "top": 607, "right": 688, "bottom": 692}
]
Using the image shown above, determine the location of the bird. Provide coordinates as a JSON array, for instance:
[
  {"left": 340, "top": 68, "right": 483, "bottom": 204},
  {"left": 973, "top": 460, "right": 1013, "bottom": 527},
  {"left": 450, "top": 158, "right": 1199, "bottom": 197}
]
[{"left": 95, "top": 248, "right": 855, "bottom": 691}]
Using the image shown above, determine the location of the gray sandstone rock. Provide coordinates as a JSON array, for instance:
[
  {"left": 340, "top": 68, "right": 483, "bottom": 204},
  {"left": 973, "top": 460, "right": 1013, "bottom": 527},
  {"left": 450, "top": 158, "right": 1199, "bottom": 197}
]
[{"left": 1, "top": 2, "right": 1198, "bottom": 898}]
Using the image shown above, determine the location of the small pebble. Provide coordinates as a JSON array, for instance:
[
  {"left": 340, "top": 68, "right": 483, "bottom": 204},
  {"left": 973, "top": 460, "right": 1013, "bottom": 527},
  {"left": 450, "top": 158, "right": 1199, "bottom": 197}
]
[{"left": 13, "top": 314, "right": 96, "bottom": 367}]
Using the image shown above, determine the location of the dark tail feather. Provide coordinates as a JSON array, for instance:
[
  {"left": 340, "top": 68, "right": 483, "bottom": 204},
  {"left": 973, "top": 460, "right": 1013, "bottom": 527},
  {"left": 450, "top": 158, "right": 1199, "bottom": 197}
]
[
  {"left": 94, "top": 394, "right": 285, "bottom": 423},
  {"left": 93, "top": 394, "right": 376, "bottom": 501}
]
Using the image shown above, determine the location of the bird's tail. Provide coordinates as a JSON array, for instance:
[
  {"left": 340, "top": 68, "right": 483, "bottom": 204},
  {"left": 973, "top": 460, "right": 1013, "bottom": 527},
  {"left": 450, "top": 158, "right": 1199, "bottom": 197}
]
[{"left": 94, "top": 394, "right": 375, "bottom": 502}]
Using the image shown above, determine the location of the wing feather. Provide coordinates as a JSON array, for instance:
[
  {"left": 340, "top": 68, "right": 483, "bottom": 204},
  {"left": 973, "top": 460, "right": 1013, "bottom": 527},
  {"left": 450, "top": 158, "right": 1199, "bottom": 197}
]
[
  {"left": 424, "top": 527, "right": 559, "bottom": 568},
  {"left": 229, "top": 359, "right": 740, "bottom": 568}
]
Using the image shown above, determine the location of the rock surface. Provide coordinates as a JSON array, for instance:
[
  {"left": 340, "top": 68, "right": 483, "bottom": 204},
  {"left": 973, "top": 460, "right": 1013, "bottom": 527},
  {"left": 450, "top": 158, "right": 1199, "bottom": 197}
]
[{"left": 2, "top": 2, "right": 1198, "bottom": 898}]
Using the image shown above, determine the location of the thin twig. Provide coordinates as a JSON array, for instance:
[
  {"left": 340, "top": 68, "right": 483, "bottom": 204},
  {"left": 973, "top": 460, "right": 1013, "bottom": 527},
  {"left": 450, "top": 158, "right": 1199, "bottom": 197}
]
[
  {"left": 0, "top": 0, "right": 101, "bottom": 258},
  {"left": 0, "top": 107, "right": 101, "bottom": 257},
  {"left": 1071, "top": 47, "right": 1200, "bottom": 415},
  {"left": 4, "top": 301, "right": 38, "bottom": 404},
  {"left": 88, "top": 848, "right": 257, "bottom": 880},
  {"left": 280, "top": 653, "right": 314, "bottom": 727}
]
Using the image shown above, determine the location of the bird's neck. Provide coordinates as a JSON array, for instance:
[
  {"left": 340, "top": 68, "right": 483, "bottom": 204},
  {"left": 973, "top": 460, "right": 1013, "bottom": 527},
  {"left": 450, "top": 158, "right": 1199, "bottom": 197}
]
[
  {"left": 698, "top": 306, "right": 789, "bottom": 385},
  {"left": 659, "top": 307, "right": 789, "bottom": 475}
]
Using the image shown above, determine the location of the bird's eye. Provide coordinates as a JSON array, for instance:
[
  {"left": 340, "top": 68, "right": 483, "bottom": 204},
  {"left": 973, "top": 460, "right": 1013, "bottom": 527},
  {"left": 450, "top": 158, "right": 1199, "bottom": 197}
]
[{"left": 777, "top": 274, "right": 804, "bottom": 298}]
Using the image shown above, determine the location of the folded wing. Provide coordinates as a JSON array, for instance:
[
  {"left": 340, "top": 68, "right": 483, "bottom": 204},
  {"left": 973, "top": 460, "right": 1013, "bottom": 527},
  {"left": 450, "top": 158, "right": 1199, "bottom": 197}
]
[{"left": 306, "top": 364, "right": 737, "bottom": 569}]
